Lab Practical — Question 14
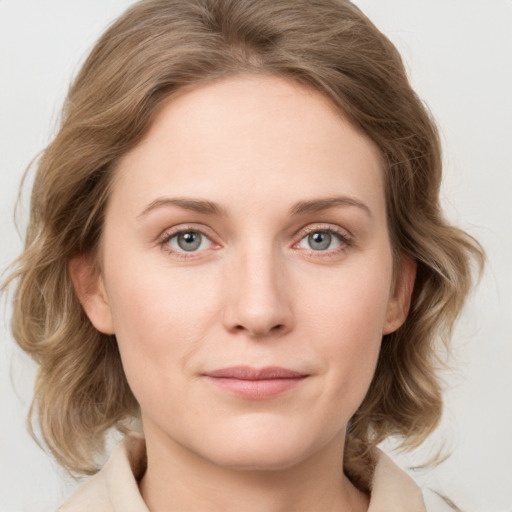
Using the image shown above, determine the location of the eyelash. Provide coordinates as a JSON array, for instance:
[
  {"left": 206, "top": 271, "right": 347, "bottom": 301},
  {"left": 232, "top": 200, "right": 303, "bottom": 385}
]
[
  {"left": 159, "top": 225, "right": 218, "bottom": 260},
  {"left": 293, "top": 225, "right": 352, "bottom": 258},
  {"left": 158, "top": 224, "right": 352, "bottom": 259}
]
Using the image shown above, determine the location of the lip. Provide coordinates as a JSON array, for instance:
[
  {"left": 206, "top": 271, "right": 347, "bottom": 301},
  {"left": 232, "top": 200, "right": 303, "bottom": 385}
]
[{"left": 202, "top": 366, "right": 309, "bottom": 399}]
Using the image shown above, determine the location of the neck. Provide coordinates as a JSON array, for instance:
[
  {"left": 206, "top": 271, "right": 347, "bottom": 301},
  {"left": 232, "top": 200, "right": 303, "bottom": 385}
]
[{"left": 139, "top": 425, "right": 369, "bottom": 512}]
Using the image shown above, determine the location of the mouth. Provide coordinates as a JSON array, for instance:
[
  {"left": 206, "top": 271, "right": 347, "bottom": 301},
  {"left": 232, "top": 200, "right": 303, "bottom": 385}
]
[{"left": 202, "top": 366, "right": 309, "bottom": 399}]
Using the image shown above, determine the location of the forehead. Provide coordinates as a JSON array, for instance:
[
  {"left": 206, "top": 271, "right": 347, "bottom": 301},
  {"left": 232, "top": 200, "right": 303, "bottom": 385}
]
[{"left": 111, "top": 74, "right": 384, "bottom": 216}]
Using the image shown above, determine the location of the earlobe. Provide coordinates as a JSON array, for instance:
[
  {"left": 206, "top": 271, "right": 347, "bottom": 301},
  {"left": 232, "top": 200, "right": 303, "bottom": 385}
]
[
  {"left": 382, "top": 257, "right": 417, "bottom": 335},
  {"left": 68, "top": 256, "right": 115, "bottom": 335}
]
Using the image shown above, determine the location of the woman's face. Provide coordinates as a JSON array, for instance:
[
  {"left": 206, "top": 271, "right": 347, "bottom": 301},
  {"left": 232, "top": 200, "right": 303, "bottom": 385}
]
[{"left": 75, "top": 75, "right": 413, "bottom": 471}]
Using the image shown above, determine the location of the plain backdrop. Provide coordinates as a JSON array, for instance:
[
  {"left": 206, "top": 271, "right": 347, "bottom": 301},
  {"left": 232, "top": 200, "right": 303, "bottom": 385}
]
[{"left": 1, "top": 1, "right": 511, "bottom": 511}]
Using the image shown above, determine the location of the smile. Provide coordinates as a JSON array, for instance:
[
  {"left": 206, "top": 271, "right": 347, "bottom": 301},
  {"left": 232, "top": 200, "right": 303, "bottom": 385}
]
[{"left": 202, "top": 366, "right": 309, "bottom": 399}]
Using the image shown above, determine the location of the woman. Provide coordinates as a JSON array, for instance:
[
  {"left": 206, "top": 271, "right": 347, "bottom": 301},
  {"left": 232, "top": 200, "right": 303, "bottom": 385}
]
[{"left": 4, "top": 0, "right": 484, "bottom": 510}]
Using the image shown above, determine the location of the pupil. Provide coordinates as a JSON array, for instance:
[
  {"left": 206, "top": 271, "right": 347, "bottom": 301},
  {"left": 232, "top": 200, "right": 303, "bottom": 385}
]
[
  {"left": 178, "top": 232, "right": 201, "bottom": 251},
  {"left": 309, "top": 231, "right": 331, "bottom": 250}
]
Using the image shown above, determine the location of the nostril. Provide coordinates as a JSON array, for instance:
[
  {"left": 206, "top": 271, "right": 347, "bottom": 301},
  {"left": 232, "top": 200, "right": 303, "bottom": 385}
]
[{"left": 232, "top": 323, "right": 285, "bottom": 336}]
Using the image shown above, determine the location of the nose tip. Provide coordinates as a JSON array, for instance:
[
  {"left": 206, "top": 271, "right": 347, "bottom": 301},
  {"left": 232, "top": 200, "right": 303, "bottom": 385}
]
[{"left": 222, "top": 256, "right": 293, "bottom": 339}]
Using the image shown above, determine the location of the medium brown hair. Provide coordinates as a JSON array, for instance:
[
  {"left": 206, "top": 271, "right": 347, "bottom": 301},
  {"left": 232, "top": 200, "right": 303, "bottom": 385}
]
[{"left": 5, "top": 0, "right": 483, "bottom": 484}]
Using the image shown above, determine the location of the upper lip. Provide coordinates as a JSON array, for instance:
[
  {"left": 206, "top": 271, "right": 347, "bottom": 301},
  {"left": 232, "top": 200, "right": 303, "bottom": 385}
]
[{"left": 203, "top": 366, "right": 308, "bottom": 380}]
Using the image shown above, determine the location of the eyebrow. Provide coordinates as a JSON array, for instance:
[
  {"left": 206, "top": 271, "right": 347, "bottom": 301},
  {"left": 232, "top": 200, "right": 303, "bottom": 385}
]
[
  {"left": 290, "top": 196, "right": 372, "bottom": 217},
  {"left": 137, "top": 195, "right": 371, "bottom": 219},
  {"left": 137, "top": 197, "right": 227, "bottom": 218}
]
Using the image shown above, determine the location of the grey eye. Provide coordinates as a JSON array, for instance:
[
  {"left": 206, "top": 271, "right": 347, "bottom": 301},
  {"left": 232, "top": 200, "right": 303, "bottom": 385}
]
[
  {"left": 165, "top": 229, "right": 214, "bottom": 255},
  {"left": 297, "top": 229, "right": 345, "bottom": 252},
  {"left": 307, "top": 231, "right": 332, "bottom": 251},
  {"left": 173, "top": 231, "right": 204, "bottom": 251}
]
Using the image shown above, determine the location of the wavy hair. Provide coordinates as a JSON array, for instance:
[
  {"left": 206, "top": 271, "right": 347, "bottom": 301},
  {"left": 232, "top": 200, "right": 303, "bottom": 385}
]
[{"left": 4, "top": 0, "right": 483, "bottom": 485}]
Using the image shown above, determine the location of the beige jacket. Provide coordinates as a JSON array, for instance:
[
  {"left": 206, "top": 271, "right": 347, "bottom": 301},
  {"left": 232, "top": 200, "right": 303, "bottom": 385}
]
[{"left": 58, "top": 434, "right": 427, "bottom": 512}]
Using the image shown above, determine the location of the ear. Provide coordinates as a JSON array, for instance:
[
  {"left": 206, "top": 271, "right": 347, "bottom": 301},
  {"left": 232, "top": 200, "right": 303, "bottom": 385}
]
[
  {"left": 382, "top": 257, "right": 417, "bottom": 335},
  {"left": 68, "top": 256, "right": 115, "bottom": 335}
]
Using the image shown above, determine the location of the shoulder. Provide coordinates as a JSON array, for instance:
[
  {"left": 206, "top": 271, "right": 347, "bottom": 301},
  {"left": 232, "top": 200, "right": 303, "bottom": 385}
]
[
  {"left": 57, "top": 434, "right": 148, "bottom": 512},
  {"left": 371, "top": 449, "right": 461, "bottom": 512}
]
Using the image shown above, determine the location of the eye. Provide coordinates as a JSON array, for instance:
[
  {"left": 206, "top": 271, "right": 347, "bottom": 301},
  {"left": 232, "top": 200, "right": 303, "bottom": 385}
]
[
  {"left": 297, "top": 229, "right": 347, "bottom": 252},
  {"left": 165, "top": 230, "right": 213, "bottom": 253}
]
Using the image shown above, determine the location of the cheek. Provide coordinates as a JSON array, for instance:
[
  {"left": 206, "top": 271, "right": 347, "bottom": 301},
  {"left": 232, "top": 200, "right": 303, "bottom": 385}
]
[
  {"left": 102, "top": 262, "right": 219, "bottom": 402},
  {"left": 300, "top": 255, "right": 393, "bottom": 341},
  {"left": 106, "top": 248, "right": 214, "bottom": 336},
  {"left": 298, "top": 254, "right": 393, "bottom": 392}
]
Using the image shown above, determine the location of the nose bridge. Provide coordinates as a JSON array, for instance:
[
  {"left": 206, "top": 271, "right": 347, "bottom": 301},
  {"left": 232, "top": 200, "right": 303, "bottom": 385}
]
[{"left": 223, "top": 238, "right": 292, "bottom": 337}]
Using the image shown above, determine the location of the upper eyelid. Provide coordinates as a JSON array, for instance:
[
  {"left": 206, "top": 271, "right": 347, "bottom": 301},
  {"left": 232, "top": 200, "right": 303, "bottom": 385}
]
[
  {"left": 159, "top": 224, "right": 216, "bottom": 242},
  {"left": 294, "top": 223, "right": 352, "bottom": 240}
]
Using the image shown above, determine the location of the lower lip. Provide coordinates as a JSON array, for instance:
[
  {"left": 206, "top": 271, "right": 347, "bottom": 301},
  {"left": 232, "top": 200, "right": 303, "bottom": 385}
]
[{"left": 204, "top": 376, "right": 307, "bottom": 399}]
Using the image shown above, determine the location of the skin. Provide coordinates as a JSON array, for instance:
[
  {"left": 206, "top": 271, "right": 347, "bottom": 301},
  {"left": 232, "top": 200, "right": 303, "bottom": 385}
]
[{"left": 71, "top": 75, "right": 415, "bottom": 512}]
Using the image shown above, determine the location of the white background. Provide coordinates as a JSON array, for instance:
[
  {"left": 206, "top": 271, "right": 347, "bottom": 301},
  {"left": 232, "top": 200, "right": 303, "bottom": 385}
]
[{"left": 1, "top": 1, "right": 511, "bottom": 511}]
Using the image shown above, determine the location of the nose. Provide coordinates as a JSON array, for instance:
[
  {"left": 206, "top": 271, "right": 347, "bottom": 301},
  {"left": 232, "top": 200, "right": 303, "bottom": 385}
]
[{"left": 222, "top": 246, "right": 293, "bottom": 338}]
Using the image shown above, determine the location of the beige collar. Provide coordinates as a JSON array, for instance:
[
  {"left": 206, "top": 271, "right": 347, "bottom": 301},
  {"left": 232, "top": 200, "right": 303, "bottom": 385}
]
[
  {"left": 368, "top": 449, "right": 426, "bottom": 512},
  {"left": 59, "top": 433, "right": 426, "bottom": 511}
]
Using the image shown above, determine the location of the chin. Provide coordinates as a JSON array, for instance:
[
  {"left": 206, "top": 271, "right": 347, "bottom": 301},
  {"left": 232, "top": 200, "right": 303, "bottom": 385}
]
[
  {"left": 206, "top": 443, "right": 311, "bottom": 472},
  {"left": 191, "top": 419, "right": 335, "bottom": 472}
]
